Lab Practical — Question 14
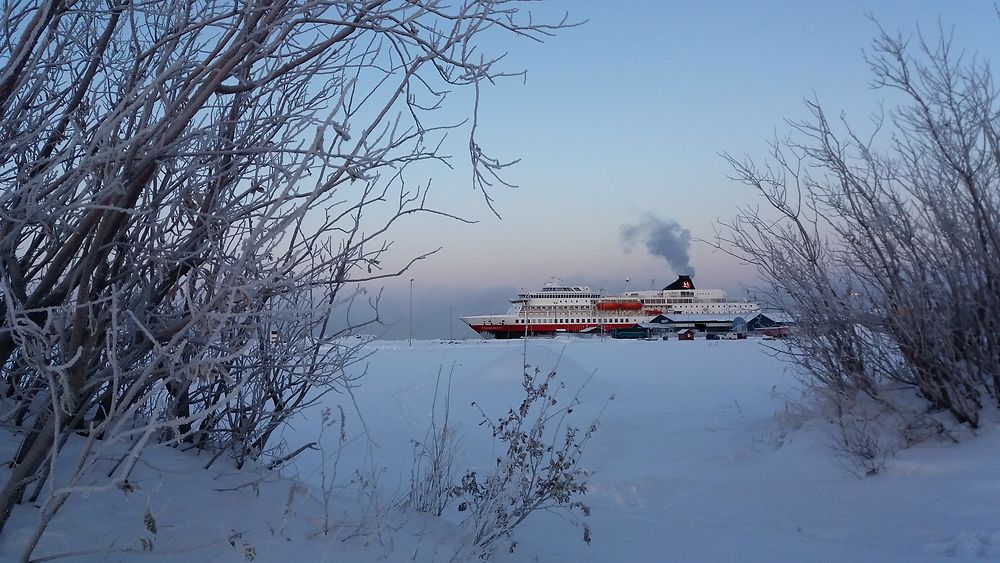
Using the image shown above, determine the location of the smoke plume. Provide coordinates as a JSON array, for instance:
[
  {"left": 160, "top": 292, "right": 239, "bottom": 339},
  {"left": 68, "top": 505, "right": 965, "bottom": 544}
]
[{"left": 620, "top": 215, "right": 694, "bottom": 275}]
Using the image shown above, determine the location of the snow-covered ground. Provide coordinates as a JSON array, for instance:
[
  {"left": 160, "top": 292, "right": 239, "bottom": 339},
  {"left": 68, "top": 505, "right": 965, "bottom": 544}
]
[{"left": 3, "top": 337, "right": 999, "bottom": 561}]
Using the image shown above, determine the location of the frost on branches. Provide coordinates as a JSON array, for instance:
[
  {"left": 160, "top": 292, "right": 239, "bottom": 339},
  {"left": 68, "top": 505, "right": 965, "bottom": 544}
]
[
  {"left": 0, "top": 0, "right": 571, "bottom": 557},
  {"left": 717, "top": 24, "right": 1000, "bottom": 473}
]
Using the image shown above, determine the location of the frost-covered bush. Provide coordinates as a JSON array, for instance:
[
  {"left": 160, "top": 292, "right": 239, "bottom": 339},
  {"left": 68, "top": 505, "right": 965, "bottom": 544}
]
[
  {"left": 0, "top": 0, "right": 571, "bottom": 556},
  {"left": 719, "top": 23, "right": 1000, "bottom": 466},
  {"left": 451, "top": 355, "right": 603, "bottom": 559}
]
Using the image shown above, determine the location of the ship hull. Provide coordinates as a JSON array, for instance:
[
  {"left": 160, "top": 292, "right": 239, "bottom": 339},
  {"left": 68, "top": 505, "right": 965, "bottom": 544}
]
[{"left": 464, "top": 321, "right": 644, "bottom": 338}]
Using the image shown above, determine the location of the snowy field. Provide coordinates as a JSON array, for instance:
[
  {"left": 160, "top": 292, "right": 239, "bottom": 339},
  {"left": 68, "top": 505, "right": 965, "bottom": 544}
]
[{"left": 3, "top": 337, "right": 999, "bottom": 561}]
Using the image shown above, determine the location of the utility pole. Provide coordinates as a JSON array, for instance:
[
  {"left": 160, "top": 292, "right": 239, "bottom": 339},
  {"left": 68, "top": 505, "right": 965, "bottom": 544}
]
[
  {"left": 449, "top": 306, "right": 453, "bottom": 340},
  {"left": 409, "top": 278, "right": 414, "bottom": 346}
]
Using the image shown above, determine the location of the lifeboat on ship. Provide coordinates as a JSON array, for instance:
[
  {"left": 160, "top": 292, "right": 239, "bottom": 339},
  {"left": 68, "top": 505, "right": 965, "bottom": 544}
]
[{"left": 596, "top": 300, "right": 642, "bottom": 311}]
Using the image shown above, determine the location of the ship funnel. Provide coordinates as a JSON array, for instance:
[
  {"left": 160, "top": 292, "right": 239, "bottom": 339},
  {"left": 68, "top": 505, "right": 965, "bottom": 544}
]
[{"left": 662, "top": 275, "right": 695, "bottom": 291}]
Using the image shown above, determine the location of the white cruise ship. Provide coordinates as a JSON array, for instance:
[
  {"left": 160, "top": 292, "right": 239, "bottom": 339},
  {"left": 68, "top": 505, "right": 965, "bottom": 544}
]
[{"left": 460, "top": 275, "right": 759, "bottom": 338}]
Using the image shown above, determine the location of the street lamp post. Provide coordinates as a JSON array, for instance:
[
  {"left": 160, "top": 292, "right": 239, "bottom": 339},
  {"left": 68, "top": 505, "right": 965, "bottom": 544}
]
[{"left": 409, "top": 278, "right": 414, "bottom": 346}]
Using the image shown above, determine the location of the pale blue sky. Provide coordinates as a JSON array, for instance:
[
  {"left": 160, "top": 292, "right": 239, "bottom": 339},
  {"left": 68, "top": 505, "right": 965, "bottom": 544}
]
[{"left": 361, "top": 1, "right": 1000, "bottom": 337}]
